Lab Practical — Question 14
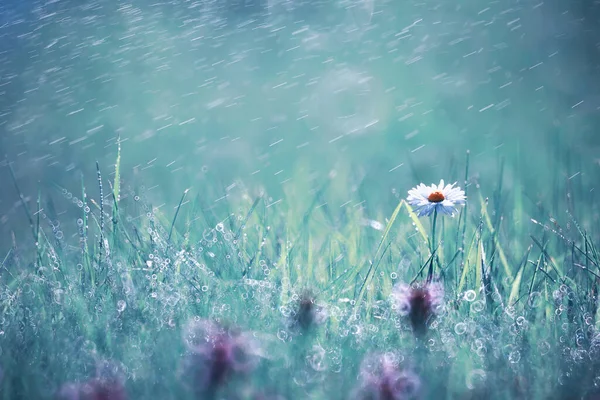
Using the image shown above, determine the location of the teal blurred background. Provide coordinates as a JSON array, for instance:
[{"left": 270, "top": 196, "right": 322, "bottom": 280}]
[{"left": 1, "top": 0, "right": 600, "bottom": 246}]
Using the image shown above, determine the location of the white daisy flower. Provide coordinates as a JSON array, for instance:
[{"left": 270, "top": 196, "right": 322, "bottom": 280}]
[{"left": 406, "top": 179, "right": 466, "bottom": 217}]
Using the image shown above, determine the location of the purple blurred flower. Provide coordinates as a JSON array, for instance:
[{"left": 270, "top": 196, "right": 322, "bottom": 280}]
[
  {"left": 288, "top": 290, "right": 328, "bottom": 332},
  {"left": 56, "top": 378, "right": 127, "bottom": 400},
  {"left": 180, "top": 319, "right": 261, "bottom": 397},
  {"left": 354, "top": 353, "right": 421, "bottom": 400},
  {"left": 81, "top": 378, "right": 127, "bottom": 400},
  {"left": 391, "top": 281, "right": 444, "bottom": 337},
  {"left": 56, "top": 359, "right": 127, "bottom": 400}
]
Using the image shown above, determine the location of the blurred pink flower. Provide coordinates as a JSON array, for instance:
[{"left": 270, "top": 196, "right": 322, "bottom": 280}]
[
  {"left": 391, "top": 281, "right": 444, "bottom": 337},
  {"left": 288, "top": 290, "right": 328, "bottom": 332},
  {"left": 56, "top": 378, "right": 127, "bottom": 400},
  {"left": 353, "top": 352, "right": 421, "bottom": 400},
  {"left": 180, "top": 319, "right": 261, "bottom": 397},
  {"left": 56, "top": 359, "right": 127, "bottom": 400}
]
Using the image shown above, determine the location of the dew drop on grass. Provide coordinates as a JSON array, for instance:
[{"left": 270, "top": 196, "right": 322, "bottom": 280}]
[
  {"left": 117, "top": 300, "right": 126, "bottom": 313},
  {"left": 528, "top": 291, "right": 542, "bottom": 308},
  {"left": 470, "top": 300, "right": 484, "bottom": 313},
  {"left": 350, "top": 325, "right": 362, "bottom": 336},
  {"left": 201, "top": 285, "right": 209, "bottom": 292},
  {"left": 476, "top": 346, "right": 487, "bottom": 357},
  {"left": 390, "top": 272, "right": 397, "bottom": 279},
  {"left": 555, "top": 308, "right": 562, "bottom": 317},
  {"left": 53, "top": 289, "right": 64, "bottom": 305},
  {"left": 505, "top": 306, "right": 516, "bottom": 318},
  {"left": 83, "top": 340, "right": 97, "bottom": 355},
  {"left": 464, "top": 290, "right": 476, "bottom": 302},
  {"left": 454, "top": 322, "right": 467, "bottom": 335},
  {"left": 77, "top": 218, "right": 83, "bottom": 226},
  {"left": 279, "top": 305, "right": 291, "bottom": 318},
  {"left": 277, "top": 330, "right": 289, "bottom": 342},
  {"left": 508, "top": 350, "right": 521, "bottom": 363},
  {"left": 466, "top": 369, "right": 487, "bottom": 390}
]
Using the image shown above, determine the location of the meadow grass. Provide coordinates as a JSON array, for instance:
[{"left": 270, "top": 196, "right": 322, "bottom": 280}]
[{"left": 1, "top": 142, "right": 600, "bottom": 400}]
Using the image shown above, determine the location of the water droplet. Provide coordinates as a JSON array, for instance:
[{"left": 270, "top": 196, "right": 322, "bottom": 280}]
[
  {"left": 53, "top": 289, "right": 64, "bottom": 305},
  {"left": 508, "top": 350, "right": 521, "bottom": 363},
  {"left": 476, "top": 346, "right": 487, "bottom": 358},
  {"left": 463, "top": 290, "right": 477, "bottom": 302},
  {"left": 538, "top": 341, "right": 551, "bottom": 355},
  {"left": 277, "top": 330, "right": 289, "bottom": 342},
  {"left": 470, "top": 300, "right": 485, "bottom": 313},
  {"left": 307, "top": 345, "right": 328, "bottom": 372},
  {"left": 466, "top": 369, "right": 487, "bottom": 390},
  {"left": 454, "top": 322, "right": 467, "bottom": 335},
  {"left": 117, "top": 300, "right": 126, "bottom": 313}
]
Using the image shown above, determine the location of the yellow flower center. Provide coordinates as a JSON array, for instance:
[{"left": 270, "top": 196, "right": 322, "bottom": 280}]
[{"left": 427, "top": 191, "right": 445, "bottom": 203}]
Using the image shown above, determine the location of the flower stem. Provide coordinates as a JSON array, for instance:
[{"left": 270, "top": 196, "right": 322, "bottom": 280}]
[{"left": 427, "top": 208, "right": 438, "bottom": 282}]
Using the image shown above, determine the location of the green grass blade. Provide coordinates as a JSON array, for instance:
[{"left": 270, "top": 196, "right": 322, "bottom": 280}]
[{"left": 351, "top": 199, "right": 404, "bottom": 317}]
